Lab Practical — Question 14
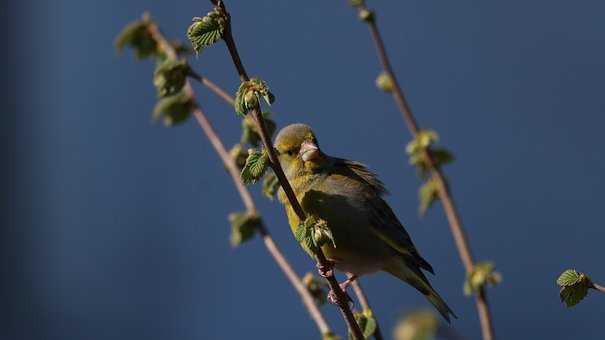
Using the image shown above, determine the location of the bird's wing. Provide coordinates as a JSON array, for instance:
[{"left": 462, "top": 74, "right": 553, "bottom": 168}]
[
  {"left": 367, "top": 196, "right": 435, "bottom": 273},
  {"left": 332, "top": 158, "right": 388, "bottom": 196},
  {"left": 334, "top": 158, "right": 434, "bottom": 274}
]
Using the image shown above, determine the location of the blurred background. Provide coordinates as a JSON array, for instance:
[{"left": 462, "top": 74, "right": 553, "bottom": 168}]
[{"left": 4, "top": 0, "right": 605, "bottom": 339}]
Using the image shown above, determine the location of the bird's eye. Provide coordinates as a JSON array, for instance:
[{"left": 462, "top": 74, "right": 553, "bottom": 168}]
[{"left": 286, "top": 150, "right": 294, "bottom": 156}]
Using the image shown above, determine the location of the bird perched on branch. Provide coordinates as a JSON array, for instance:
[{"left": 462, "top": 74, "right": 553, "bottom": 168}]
[{"left": 274, "top": 123, "right": 456, "bottom": 322}]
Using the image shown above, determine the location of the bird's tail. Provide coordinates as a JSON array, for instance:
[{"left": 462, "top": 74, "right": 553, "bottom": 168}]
[{"left": 384, "top": 258, "right": 457, "bottom": 323}]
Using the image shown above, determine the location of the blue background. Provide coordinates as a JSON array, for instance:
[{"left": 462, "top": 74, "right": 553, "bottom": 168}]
[{"left": 6, "top": 0, "right": 605, "bottom": 339}]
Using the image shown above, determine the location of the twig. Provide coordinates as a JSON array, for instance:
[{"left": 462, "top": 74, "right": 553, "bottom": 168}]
[
  {"left": 146, "top": 21, "right": 332, "bottom": 336},
  {"left": 349, "top": 3, "right": 496, "bottom": 340},
  {"left": 351, "top": 280, "right": 384, "bottom": 340},
  {"left": 208, "top": 1, "right": 364, "bottom": 338},
  {"left": 593, "top": 282, "right": 605, "bottom": 294}
]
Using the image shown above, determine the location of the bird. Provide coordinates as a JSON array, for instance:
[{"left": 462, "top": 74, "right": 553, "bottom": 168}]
[{"left": 273, "top": 123, "right": 456, "bottom": 322}]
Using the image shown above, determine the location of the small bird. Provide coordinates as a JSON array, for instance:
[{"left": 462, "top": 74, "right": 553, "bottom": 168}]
[{"left": 274, "top": 123, "right": 456, "bottom": 322}]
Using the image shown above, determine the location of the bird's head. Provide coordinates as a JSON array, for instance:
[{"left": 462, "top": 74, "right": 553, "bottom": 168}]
[{"left": 274, "top": 123, "right": 325, "bottom": 179}]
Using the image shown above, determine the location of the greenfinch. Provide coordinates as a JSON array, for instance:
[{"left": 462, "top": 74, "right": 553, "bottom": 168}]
[{"left": 274, "top": 123, "right": 456, "bottom": 322}]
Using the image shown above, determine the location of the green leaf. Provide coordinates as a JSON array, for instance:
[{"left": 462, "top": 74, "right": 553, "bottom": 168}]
[
  {"left": 463, "top": 261, "right": 502, "bottom": 296},
  {"left": 262, "top": 171, "right": 280, "bottom": 200},
  {"left": 375, "top": 72, "right": 394, "bottom": 92},
  {"left": 186, "top": 9, "right": 227, "bottom": 54},
  {"left": 393, "top": 310, "right": 438, "bottom": 340},
  {"left": 350, "top": 310, "right": 376, "bottom": 339},
  {"left": 295, "top": 219, "right": 317, "bottom": 254},
  {"left": 557, "top": 269, "right": 593, "bottom": 307},
  {"left": 152, "top": 90, "right": 196, "bottom": 126},
  {"left": 229, "top": 144, "right": 247, "bottom": 170},
  {"left": 234, "top": 79, "right": 275, "bottom": 117},
  {"left": 406, "top": 130, "right": 454, "bottom": 178},
  {"left": 295, "top": 216, "right": 334, "bottom": 256},
  {"left": 418, "top": 178, "right": 440, "bottom": 217},
  {"left": 115, "top": 15, "right": 158, "bottom": 60},
  {"left": 431, "top": 148, "right": 455, "bottom": 166},
  {"left": 302, "top": 272, "right": 329, "bottom": 306},
  {"left": 240, "top": 149, "right": 269, "bottom": 184},
  {"left": 153, "top": 59, "right": 190, "bottom": 97},
  {"left": 323, "top": 332, "right": 342, "bottom": 340},
  {"left": 228, "top": 211, "right": 261, "bottom": 247},
  {"left": 557, "top": 269, "right": 583, "bottom": 287}
]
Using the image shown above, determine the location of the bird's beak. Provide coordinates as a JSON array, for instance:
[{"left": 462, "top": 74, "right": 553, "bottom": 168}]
[{"left": 300, "top": 140, "right": 320, "bottom": 162}]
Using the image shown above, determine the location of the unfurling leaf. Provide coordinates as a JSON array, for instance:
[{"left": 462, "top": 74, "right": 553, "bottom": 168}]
[
  {"left": 186, "top": 8, "right": 227, "bottom": 54},
  {"left": 302, "top": 272, "right": 329, "bottom": 306},
  {"left": 153, "top": 59, "right": 190, "bottom": 97},
  {"left": 228, "top": 211, "right": 261, "bottom": 247},
  {"left": 241, "top": 112, "right": 276, "bottom": 147},
  {"left": 152, "top": 90, "right": 196, "bottom": 126},
  {"left": 115, "top": 15, "right": 158, "bottom": 60},
  {"left": 376, "top": 72, "right": 394, "bottom": 92},
  {"left": 557, "top": 269, "right": 593, "bottom": 307},
  {"left": 229, "top": 144, "right": 247, "bottom": 170},
  {"left": 463, "top": 261, "right": 502, "bottom": 296},
  {"left": 393, "top": 310, "right": 438, "bottom": 340},
  {"left": 418, "top": 178, "right": 440, "bottom": 216},
  {"left": 240, "top": 149, "right": 269, "bottom": 184},
  {"left": 406, "top": 130, "right": 454, "bottom": 178},
  {"left": 262, "top": 171, "right": 280, "bottom": 200},
  {"left": 323, "top": 332, "right": 342, "bottom": 340},
  {"left": 234, "top": 79, "right": 275, "bottom": 117},
  {"left": 350, "top": 310, "right": 376, "bottom": 339},
  {"left": 295, "top": 216, "right": 334, "bottom": 255}
]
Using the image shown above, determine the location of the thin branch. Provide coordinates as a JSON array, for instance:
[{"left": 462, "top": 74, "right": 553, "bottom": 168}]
[
  {"left": 146, "top": 21, "right": 332, "bottom": 336},
  {"left": 593, "top": 282, "right": 605, "bottom": 294},
  {"left": 351, "top": 280, "right": 384, "bottom": 340},
  {"left": 349, "top": 3, "right": 496, "bottom": 340},
  {"left": 208, "top": 1, "right": 364, "bottom": 338}
]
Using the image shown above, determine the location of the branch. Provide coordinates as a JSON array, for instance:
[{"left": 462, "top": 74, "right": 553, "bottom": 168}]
[
  {"left": 349, "top": 3, "right": 496, "bottom": 339},
  {"left": 593, "top": 282, "right": 605, "bottom": 294},
  {"left": 207, "top": 1, "right": 364, "bottom": 338},
  {"left": 351, "top": 280, "right": 384, "bottom": 340},
  {"left": 146, "top": 20, "right": 332, "bottom": 337}
]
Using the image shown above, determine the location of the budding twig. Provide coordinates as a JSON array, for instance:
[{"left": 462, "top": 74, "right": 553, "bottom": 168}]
[
  {"left": 348, "top": 2, "right": 496, "bottom": 339},
  {"left": 351, "top": 280, "right": 384, "bottom": 340},
  {"left": 207, "top": 1, "right": 364, "bottom": 338},
  {"left": 146, "top": 20, "right": 332, "bottom": 336}
]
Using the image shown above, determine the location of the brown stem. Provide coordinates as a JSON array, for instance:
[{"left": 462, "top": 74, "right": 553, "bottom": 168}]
[
  {"left": 352, "top": 4, "right": 496, "bottom": 340},
  {"left": 146, "top": 19, "right": 331, "bottom": 336},
  {"left": 210, "top": 1, "right": 364, "bottom": 338},
  {"left": 188, "top": 70, "right": 235, "bottom": 106},
  {"left": 593, "top": 282, "right": 605, "bottom": 294},
  {"left": 351, "top": 279, "right": 384, "bottom": 340}
]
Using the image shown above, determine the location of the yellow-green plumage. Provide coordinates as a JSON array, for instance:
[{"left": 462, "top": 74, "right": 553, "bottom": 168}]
[{"left": 275, "top": 124, "right": 456, "bottom": 322}]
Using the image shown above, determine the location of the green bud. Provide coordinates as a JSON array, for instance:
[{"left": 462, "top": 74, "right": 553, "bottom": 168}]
[
  {"left": 375, "top": 72, "right": 394, "bottom": 92},
  {"left": 358, "top": 9, "right": 375, "bottom": 23}
]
